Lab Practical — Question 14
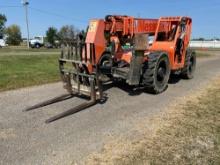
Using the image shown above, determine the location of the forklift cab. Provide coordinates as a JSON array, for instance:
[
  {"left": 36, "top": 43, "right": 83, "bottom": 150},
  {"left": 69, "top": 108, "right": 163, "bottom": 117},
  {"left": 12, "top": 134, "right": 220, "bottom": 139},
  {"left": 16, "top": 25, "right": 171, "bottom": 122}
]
[{"left": 151, "top": 17, "right": 192, "bottom": 70}]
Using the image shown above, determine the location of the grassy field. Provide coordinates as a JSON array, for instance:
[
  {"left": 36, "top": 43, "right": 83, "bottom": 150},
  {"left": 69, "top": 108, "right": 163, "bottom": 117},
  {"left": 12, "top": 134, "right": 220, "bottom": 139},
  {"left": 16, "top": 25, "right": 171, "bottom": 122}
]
[
  {"left": 0, "top": 47, "right": 60, "bottom": 56},
  {"left": 0, "top": 48, "right": 60, "bottom": 91},
  {"left": 87, "top": 78, "right": 220, "bottom": 164},
  {"left": 196, "top": 51, "right": 213, "bottom": 57},
  {"left": 0, "top": 47, "right": 215, "bottom": 91}
]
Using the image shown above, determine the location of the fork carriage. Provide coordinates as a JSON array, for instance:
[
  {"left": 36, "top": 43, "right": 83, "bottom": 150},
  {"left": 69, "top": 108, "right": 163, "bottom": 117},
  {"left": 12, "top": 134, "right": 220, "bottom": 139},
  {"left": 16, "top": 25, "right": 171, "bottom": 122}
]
[
  {"left": 59, "top": 41, "right": 104, "bottom": 99},
  {"left": 23, "top": 41, "right": 104, "bottom": 123}
]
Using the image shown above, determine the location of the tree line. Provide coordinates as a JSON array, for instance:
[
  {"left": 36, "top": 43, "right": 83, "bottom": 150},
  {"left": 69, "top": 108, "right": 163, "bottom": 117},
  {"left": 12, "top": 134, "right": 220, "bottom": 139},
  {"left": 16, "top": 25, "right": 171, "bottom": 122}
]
[
  {"left": 0, "top": 13, "right": 84, "bottom": 46},
  {"left": 191, "top": 38, "right": 220, "bottom": 41},
  {"left": 46, "top": 25, "right": 85, "bottom": 46}
]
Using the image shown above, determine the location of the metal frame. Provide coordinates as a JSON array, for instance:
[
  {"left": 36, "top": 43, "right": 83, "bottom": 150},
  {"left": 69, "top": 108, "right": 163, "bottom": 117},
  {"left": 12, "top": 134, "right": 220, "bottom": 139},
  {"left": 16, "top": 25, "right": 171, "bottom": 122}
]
[{"left": 23, "top": 41, "right": 104, "bottom": 123}]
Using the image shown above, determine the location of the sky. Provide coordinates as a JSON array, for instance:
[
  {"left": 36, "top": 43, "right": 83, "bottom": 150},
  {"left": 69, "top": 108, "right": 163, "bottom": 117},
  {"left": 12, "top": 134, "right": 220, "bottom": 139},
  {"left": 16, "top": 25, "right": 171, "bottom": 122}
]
[{"left": 0, "top": 0, "right": 220, "bottom": 39}]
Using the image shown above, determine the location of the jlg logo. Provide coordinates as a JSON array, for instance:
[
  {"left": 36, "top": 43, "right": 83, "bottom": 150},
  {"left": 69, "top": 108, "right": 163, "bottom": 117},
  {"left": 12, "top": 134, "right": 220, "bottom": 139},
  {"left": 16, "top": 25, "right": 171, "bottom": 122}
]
[{"left": 88, "top": 21, "right": 97, "bottom": 32}]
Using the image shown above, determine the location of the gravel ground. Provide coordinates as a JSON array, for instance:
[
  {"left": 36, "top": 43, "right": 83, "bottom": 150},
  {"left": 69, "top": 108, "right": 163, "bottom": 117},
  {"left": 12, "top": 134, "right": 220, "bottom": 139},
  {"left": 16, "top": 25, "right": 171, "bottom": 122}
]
[{"left": 1, "top": 54, "right": 220, "bottom": 165}]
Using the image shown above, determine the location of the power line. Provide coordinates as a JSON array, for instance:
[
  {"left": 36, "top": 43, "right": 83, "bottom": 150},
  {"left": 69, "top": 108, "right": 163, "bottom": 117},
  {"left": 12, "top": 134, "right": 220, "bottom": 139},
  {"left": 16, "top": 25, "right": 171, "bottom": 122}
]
[
  {"left": 0, "top": 5, "right": 21, "bottom": 8},
  {"left": 0, "top": 5, "right": 87, "bottom": 24},
  {"left": 29, "top": 7, "right": 87, "bottom": 24}
]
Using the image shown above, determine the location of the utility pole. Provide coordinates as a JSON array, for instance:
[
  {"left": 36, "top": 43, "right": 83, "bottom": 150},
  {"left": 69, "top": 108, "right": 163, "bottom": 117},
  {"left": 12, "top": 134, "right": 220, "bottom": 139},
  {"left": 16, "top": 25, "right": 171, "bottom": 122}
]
[{"left": 22, "top": 0, "right": 30, "bottom": 49}]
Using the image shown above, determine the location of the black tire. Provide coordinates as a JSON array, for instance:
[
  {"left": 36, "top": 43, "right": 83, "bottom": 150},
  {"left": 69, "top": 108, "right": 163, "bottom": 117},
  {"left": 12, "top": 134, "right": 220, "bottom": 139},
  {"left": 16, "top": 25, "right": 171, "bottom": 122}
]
[
  {"left": 142, "top": 52, "right": 171, "bottom": 94},
  {"left": 181, "top": 50, "right": 196, "bottom": 79},
  {"left": 98, "top": 53, "right": 113, "bottom": 75},
  {"left": 35, "top": 43, "right": 40, "bottom": 48}
]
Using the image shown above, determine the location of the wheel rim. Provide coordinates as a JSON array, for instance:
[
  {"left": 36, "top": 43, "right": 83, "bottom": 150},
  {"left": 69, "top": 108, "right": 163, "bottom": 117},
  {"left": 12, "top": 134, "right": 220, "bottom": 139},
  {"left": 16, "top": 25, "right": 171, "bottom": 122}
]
[
  {"left": 156, "top": 60, "right": 167, "bottom": 84},
  {"left": 157, "top": 67, "right": 166, "bottom": 82}
]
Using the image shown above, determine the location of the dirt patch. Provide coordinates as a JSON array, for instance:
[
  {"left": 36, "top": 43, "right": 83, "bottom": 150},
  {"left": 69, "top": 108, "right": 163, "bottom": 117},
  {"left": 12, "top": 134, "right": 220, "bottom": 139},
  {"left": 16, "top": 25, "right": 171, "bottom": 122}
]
[
  {"left": 85, "top": 78, "right": 220, "bottom": 165},
  {"left": 0, "top": 128, "right": 16, "bottom": 140}
]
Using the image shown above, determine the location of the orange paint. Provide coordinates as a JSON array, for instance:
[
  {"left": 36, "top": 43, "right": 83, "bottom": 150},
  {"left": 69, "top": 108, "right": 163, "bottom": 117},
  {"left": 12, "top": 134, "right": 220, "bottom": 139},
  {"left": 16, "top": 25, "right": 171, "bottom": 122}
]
[{"left": 83, "top": 15, "right": 192, "bottom": 73}]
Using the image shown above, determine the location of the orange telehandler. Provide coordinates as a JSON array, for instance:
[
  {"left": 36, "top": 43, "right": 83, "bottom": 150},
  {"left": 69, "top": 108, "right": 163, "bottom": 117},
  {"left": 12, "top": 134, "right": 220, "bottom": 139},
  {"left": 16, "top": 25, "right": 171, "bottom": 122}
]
[{"left": 24, "top": 15, "right": 196, "bottom": 123}]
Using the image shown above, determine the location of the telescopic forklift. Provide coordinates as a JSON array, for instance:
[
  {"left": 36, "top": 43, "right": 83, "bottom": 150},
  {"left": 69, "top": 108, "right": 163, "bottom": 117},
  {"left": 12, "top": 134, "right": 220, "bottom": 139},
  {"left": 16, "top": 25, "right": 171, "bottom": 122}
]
[{"left": 23, "top": 15, "right": 196, "bottom": 123}]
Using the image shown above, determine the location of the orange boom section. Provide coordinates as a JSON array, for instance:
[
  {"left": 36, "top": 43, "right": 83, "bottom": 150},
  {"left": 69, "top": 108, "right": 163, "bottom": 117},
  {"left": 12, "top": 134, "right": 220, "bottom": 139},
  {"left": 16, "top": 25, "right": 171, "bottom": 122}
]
[{"left": 104, "top": 15, "right": 164, "bottom": 36}]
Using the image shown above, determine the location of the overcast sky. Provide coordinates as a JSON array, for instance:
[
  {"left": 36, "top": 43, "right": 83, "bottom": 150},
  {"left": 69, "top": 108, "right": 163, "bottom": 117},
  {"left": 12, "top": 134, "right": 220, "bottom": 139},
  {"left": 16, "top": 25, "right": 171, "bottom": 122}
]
[{"left": 0, "top": 0, "right": 220, "bottom": 39}]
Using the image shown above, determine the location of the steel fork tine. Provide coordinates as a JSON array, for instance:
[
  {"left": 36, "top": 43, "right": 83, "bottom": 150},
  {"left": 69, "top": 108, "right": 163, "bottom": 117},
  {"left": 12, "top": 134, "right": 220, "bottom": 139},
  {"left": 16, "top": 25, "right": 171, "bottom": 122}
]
[
  {"left": 45, "top": 100, "right": 96, "bottom": 123},
  {"left": 45, "top": 78, "right": 97, "bottom": 123},
  {"left": 23, "top": 94, "right": 74, "bottom": 112}
]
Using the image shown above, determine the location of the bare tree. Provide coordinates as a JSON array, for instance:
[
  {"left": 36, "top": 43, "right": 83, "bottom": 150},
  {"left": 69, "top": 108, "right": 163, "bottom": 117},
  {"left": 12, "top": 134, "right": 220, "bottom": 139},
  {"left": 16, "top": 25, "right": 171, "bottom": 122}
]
[{"left": 58, "top": 25, "right": 79, "bottom": 44}]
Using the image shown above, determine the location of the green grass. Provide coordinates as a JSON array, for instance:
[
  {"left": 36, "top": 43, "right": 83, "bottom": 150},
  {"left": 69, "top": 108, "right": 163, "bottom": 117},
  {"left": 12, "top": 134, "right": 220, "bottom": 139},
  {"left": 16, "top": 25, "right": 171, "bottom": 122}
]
[
  {"left": 0, "top": 54, "right": 60, "bottom": 91},
  {"left": 196, "top": 51, "right": 213, "bottom": 57},
  {"left": 0, "top": 47, "right": 60, "bottom": 56},
  {"left": 0, "top": 46, "right": 217, "bottom": 92}
]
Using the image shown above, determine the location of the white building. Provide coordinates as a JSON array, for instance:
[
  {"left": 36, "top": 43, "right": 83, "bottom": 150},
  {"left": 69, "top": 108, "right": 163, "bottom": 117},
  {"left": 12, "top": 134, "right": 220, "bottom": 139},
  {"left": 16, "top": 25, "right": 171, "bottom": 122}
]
[{"left": 190, "top": 40, "right": 220, "bottom": 48}]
